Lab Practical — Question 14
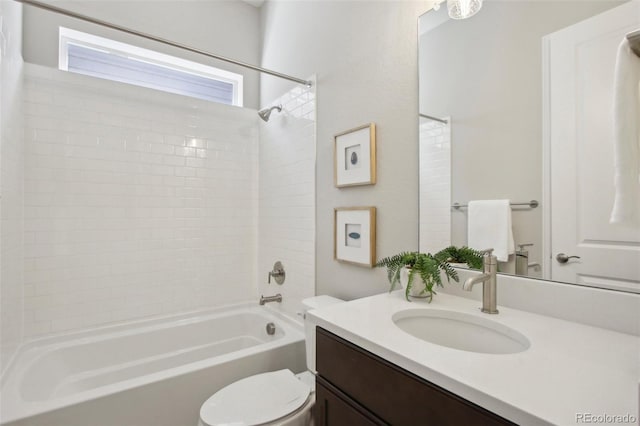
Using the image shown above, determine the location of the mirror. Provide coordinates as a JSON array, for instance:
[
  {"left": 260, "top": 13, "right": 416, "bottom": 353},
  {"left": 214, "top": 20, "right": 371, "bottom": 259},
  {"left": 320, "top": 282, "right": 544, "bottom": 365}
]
[{"left": 419, "top": 0, "right": 639, "bottom": 292}]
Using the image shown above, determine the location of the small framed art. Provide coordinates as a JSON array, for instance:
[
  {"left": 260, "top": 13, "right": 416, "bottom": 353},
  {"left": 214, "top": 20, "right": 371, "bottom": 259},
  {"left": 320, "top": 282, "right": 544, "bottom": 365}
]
[
  {"left": 334, "top": 123, "right": 376, "bottom": 187},
  {"left": 334, "top": 207, "right": 376, "bottom": 267}
]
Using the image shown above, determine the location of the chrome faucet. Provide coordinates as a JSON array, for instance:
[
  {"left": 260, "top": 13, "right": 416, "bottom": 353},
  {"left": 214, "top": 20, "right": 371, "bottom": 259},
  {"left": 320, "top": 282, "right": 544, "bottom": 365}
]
[
  {"left": 259, "top": 294, "right": 282, "bottom": 305},
  {"left": 462, "top": 249, "right": 499, "bottom": 314}
]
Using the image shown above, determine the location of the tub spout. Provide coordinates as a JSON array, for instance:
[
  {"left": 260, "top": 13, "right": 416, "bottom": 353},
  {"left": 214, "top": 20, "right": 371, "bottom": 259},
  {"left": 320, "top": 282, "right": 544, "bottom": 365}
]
[{"left": 259, "top": 294, "right": 282, "bottom": 305}]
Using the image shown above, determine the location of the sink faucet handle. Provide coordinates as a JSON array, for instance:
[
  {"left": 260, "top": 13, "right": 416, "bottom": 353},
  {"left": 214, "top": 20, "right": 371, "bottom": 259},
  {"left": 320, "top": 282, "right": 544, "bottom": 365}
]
[
  {"left": 481, "top": 249, "right": 498, "bottom": 268},
  {"left": 480, "top": 248, "right": 494, "bottom": 256}
]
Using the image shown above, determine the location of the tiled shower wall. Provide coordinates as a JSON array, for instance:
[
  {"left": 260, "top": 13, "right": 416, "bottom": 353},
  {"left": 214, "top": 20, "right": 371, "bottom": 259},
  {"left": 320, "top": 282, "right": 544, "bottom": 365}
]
[
  {"left": 419, "top": 118, "right": 451, "bottom": 254},
  {"left": 258, "top": 82, "right": 316, "bottom": 318},
  {"left": 0, "top": 0, "right": 24, "bottom": 373},
  {"left": 22, "top": 64, "right": 259, "bottom": 338}
]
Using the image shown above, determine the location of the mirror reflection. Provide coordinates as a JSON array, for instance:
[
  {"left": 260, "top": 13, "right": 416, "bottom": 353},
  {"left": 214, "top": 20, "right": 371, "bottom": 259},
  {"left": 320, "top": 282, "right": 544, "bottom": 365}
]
[{"left": 418, "top": 0, "right": 639, "bottom": 292}]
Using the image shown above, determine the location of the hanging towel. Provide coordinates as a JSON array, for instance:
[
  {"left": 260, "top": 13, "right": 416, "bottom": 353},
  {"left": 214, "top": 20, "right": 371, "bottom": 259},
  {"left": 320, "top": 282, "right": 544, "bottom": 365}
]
[
  {"left": 467, "top": 200, "right": 514, "bottom": 262},
  {"left": 610, "top": 38, "right": 640, "bottom": 224}
]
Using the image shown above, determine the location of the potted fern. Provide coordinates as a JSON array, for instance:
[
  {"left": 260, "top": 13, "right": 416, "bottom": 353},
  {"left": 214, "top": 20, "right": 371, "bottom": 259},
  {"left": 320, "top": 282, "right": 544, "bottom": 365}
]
[
  {"left": 434, "top": 246, "right": 483, "bottom": 270},
  {"left": 375, "top": 252, "right": 458, "bottom": 302}
]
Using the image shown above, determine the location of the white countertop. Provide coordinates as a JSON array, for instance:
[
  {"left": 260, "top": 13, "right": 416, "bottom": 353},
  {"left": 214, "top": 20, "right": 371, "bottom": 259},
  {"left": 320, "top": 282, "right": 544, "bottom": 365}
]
[{"left": 307, "top": 291, "right": 640, "bottom": 426}]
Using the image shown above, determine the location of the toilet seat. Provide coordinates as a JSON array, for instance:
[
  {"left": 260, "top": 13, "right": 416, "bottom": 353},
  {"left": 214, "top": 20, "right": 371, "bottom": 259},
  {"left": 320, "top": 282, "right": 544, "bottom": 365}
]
[{"left": 199, "top": 369, "right": 311, "bottom": 426}]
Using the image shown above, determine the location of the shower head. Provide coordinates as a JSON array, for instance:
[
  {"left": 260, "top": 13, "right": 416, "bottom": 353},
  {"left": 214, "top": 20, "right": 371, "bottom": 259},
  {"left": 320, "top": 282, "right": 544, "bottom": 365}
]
[{"left": 258, "top": 104, "right": 282, "bottom": 122}]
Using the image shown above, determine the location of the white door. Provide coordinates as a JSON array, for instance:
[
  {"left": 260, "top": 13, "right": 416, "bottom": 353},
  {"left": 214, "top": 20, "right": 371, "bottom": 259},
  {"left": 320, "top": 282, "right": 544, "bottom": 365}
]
[{"left": 545, "top": 1, "right": 640, "bottom": 292}]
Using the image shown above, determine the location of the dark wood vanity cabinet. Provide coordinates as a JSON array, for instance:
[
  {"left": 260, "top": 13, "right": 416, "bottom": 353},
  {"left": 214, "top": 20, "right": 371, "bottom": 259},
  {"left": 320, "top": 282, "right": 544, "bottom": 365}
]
[{"left": 314, "top": 327, "right": 517, "bottom": 426}]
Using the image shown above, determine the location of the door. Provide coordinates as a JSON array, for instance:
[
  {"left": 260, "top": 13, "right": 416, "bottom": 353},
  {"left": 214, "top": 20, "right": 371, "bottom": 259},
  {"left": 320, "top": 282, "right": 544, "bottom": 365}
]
[{"left": 546, "top": 1, "right": 640, "bottom": 292}]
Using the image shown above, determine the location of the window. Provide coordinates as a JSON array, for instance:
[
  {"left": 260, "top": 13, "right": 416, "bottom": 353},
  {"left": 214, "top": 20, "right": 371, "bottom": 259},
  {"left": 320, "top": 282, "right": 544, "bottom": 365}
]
[{"left": 59, "top": 27, "right": 243, "bottom": 106}]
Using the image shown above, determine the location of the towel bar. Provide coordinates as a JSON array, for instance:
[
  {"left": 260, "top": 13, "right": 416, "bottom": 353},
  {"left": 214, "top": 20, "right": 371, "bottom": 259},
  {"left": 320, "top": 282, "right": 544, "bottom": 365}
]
[{"left": 452, "top": 200, "right": 539, "bottom": 210}]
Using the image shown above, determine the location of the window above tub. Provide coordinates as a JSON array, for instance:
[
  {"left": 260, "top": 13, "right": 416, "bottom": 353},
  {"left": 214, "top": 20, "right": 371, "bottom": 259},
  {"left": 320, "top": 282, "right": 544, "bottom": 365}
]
[{"left": 58, "top": 27, "right": 243, "bottom": 106}]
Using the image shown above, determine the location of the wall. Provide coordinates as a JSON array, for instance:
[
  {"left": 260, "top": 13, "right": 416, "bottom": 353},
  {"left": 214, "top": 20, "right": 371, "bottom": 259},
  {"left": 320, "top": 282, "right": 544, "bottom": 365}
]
[
  {"left": 419, "top": 1, "right": 622, "bottom": 274},
  {"left": 21, "top": 64, "right": 258, "bottom": 338},
  {"left": 258, "top": 81, "right": 316, "bottom": 317},
  {"left": 0, "top": 0, "right": 24, "bottom": 374},
  {"left": 22, "top": 0, "right": 261, "bottom": 109},
  {"left": 260, "top": 1, "right": 431, "bottom": 300}
]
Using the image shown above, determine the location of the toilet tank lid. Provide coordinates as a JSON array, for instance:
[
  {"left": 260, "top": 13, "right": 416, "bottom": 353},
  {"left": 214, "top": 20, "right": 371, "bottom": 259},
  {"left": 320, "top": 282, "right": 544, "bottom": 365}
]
[
  {"left": 199, "top": 369, "right": 310, "bottom": 426},
  {"left": 301, "top": 295, "right": 344, "bottom": 311}
]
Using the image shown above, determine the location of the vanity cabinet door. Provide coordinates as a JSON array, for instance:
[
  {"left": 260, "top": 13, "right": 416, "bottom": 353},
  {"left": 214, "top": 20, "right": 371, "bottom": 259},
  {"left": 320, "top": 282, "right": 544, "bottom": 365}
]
[
  {"left": 316, "top": 327, "right": 516, "bottom": 426},
  {"left": 315, "top": 378, "right": 386, "bottom": 426}
]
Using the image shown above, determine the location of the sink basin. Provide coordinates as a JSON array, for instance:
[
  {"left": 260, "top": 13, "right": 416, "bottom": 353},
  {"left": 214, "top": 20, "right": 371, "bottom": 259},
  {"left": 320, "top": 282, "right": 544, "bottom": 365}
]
[{"left": 392, "top": 309, "right": 530, "bottom": 354}]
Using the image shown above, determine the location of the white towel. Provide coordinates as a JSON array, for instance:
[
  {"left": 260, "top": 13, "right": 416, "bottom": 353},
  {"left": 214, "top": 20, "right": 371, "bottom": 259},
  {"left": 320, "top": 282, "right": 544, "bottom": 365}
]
[
  {"left": 610, "top": 38, "right": 640, "bottom": 224},
  {"left": 467, "top": 200, "right": 514, "bottom": 262}
]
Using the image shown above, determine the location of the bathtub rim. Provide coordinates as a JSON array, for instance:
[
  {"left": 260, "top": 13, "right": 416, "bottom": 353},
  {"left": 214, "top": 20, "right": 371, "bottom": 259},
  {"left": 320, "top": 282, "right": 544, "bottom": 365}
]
[
  {"left": 1, "top": 302, "right": 304, "bottom": 424},
  {"left": 2, "top": 301, "right": 302, "bottom": 376}
]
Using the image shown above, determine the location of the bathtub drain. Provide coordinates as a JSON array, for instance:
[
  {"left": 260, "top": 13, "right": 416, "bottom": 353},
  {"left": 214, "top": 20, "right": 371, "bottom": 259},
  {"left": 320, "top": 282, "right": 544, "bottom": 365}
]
[{"left": 266, "top": 322, "right": 276, "bottom": 335}]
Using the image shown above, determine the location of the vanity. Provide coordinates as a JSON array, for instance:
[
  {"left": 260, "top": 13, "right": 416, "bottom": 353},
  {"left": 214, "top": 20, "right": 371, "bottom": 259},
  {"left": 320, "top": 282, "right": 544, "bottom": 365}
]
[
  {"left": 308, "top": 291, "right": 639, "bottom": 425},
  {"left": 315, "top": 327, "right": 514, "bottom": 425}
]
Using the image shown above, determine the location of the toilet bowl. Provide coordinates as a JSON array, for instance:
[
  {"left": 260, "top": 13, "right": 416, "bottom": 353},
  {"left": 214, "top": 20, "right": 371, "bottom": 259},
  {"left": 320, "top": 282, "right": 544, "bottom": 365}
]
[{"left": 198, "top": 296, "right": 343, "bottom": 426}]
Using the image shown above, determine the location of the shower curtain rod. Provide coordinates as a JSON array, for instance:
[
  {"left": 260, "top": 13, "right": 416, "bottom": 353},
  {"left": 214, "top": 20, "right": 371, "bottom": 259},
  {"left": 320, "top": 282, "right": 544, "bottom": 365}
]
[
  {"left": 419, "top": 113, "right": 448, "bottom": 125},
  {"left": 16, "top": 0, "right": 313, "bottom": 88}
]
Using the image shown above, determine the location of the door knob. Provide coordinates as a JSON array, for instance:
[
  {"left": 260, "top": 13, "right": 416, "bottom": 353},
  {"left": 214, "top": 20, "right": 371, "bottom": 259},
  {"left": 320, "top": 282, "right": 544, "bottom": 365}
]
[{"left": 556, "top": 253, "right": 581, "bottom": 264}]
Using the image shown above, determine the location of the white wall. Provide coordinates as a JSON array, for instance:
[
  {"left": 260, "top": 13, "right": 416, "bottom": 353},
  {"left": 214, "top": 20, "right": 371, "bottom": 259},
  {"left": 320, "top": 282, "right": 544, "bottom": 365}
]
[
  {"left": 260, "top": 1, "right": 431, "bottom": 300},
  {"left": 258, "top": 81, "right": 316, "bottom": 317},
  {"left": 0, "top": 0, "right": 24, "bottom": 374},
  {"left": 21, "top": 64, "right": 258, "bottom": 337},
  {"left": 22, "top": 0, "right": 261, "bottom": 109}
]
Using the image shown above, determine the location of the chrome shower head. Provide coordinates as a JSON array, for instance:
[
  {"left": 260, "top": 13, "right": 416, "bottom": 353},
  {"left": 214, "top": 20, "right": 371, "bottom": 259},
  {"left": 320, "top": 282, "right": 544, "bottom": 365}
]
[{"left": 258, "top": 104, "right": 282, "bottom": 122}]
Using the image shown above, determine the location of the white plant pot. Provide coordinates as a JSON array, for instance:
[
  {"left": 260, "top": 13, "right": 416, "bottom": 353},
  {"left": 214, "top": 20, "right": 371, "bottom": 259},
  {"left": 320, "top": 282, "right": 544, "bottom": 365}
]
[
  {"left": 400, "top": 267, "right": 432, "bottom": 299},
  {"left": 448, "top": 262, "right": 469, "bottom": 269}
]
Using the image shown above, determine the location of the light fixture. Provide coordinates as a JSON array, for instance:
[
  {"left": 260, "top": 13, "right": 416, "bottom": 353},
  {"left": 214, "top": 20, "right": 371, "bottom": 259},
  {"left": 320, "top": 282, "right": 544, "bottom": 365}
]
[{"left": 446, "top": 0, "right": 483, "bottom": 20}]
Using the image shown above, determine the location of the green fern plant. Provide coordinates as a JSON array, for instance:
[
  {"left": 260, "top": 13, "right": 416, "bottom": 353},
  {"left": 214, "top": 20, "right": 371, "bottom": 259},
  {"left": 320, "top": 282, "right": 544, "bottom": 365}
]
[
  {"left": 375, "top": 252, "right": 458, "bottom": 302},
  {"left": 434, "top": 246, "right": 484, "bottom": 270}
]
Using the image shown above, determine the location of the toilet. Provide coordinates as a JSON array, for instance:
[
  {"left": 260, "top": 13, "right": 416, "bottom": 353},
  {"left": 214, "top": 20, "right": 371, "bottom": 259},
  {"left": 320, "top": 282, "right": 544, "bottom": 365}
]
[{"left": 198, "top": 296, "right": 343, "bottom": 426}]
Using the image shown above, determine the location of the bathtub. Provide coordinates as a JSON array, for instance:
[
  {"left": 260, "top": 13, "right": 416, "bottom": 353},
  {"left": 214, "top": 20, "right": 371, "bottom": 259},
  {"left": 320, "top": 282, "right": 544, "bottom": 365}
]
[{"left": 0, "top": 303, "right": 306, "bottom": 426}]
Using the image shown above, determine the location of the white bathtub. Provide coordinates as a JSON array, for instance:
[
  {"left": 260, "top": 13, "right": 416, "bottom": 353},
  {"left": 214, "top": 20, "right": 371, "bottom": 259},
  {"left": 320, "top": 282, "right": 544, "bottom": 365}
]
[{"left": 0, "top": 303, "right": 306, "bottom": 426}]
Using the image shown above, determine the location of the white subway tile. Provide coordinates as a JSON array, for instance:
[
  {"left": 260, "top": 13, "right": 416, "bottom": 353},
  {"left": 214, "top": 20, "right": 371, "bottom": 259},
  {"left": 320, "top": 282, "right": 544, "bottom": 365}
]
[
  {"left": 258, "top": 84, "right": 316, "bottom": 319},
  {"left": 22, "top": 66, "right": 260, "bottom": 338}
]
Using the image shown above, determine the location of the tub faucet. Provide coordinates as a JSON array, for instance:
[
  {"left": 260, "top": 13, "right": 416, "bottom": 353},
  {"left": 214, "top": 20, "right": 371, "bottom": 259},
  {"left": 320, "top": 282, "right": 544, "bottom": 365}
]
[
  {"left": 259, "top": 294, "right": 282, "bottom": 305},
  {"left": 462, "top": 248, "right": 499, "bottom": 314}
]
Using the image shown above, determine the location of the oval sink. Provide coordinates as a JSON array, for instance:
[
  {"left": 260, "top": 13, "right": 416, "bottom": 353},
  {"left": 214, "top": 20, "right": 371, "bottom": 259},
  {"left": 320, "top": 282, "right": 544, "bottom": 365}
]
[{"left": 392, "top": 309, "right": 530, "bottom": 354}]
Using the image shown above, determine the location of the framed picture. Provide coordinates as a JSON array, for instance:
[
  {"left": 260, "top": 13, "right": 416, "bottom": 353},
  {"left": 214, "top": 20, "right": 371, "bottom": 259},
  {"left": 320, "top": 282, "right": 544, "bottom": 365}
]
[
  {"left": 334, "top": 207, "right": 376, "bottom": 267},
  {"left": 334, "top": 123, "right": 376, "bottom": 187}
]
